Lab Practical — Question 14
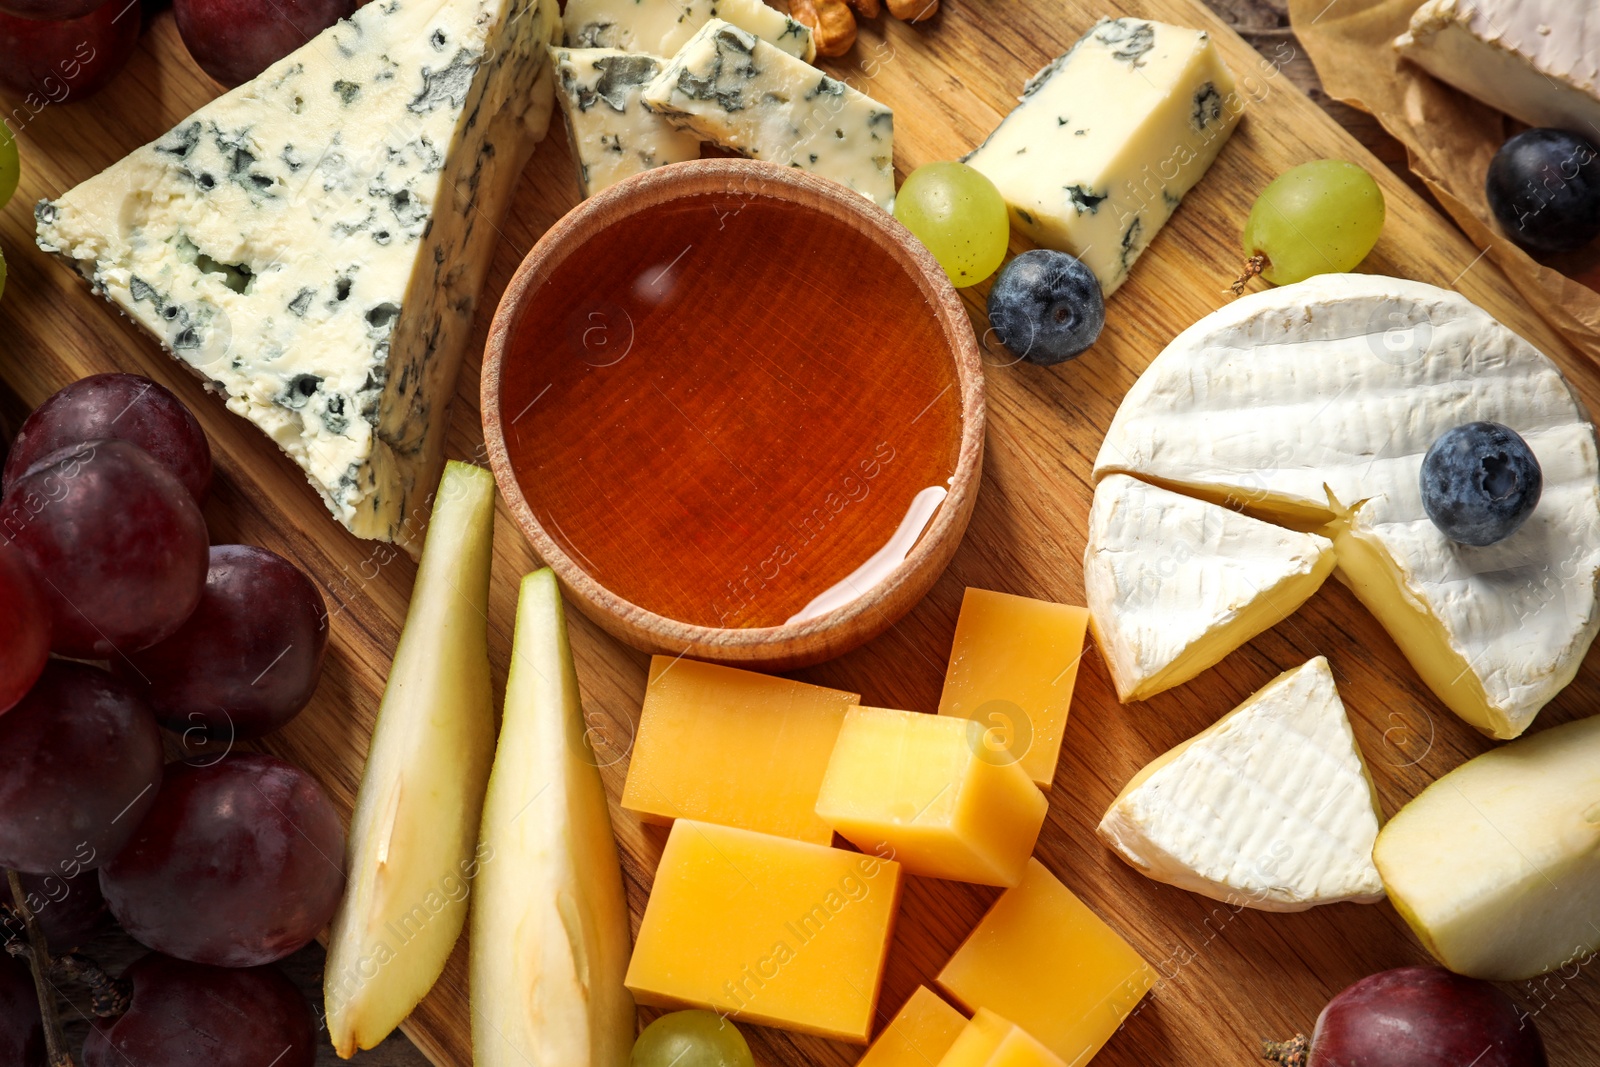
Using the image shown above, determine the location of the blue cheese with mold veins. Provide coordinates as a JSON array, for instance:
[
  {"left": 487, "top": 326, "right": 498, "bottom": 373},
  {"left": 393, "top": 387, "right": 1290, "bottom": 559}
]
[
  {"left": 552, "top": 48, "right": 702, "bottom": 197},
  {"left": 640, "top": 20, "right": 894, "bottom": 209},
  {"left": 562, "top": 0, "right": 815, "bottom": 62},
  {"left": 966, "top": 17, "right": 1241, "bottom": 296},
  {"left": 34, "top": 0, "right": 560, "bottom": 546}
]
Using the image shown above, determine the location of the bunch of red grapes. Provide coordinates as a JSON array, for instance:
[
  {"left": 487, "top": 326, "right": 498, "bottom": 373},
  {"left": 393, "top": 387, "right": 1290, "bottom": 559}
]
[{"left": 1, "top": 373, "right": 341, "bottom": 1066}]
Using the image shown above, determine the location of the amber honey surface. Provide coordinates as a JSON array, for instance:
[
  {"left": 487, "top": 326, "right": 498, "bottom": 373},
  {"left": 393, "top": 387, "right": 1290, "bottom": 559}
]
[{"left": 500, "top": 193, "right": 963, "bottom": 628}]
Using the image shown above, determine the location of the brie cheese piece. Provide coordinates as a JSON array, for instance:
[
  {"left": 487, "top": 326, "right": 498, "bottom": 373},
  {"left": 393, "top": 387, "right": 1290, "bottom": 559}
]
[
  {"left": 1397, "top": 0, "right": 1600, "bottom": 133},
  {"left": 966, "top": 17, "right": 1241, "bottom": 296},
  {"left": 1085, "top": 474, "right": 1336, "bottom": 702},
  {"left": 641, "top": 21, "right": 895, "bottom": 209},
  {"left": 1096, "top": 274, "right": 1600, "bottom": 739},
  {"left": 1098, "top": 656, "right": 1385, "bottom": 912},
  {"left": 551, "top": 48, "right": 702, "bottom": 197},
  {"left": 562, "top": 0, "right": 816, "bottom": 61},
  {"left": 35, "top": 0, "right": 560, "bottom": 545}
]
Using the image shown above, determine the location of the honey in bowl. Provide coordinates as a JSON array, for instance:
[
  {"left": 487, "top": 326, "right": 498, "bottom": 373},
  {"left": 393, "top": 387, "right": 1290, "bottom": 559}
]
[{"left": 497, "top": 191, "right": 964, "bottom": 629}]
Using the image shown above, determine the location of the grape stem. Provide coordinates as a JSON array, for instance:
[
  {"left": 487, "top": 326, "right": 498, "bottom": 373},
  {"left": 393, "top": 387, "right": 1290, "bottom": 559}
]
[
  {"left": 1261, "top": 1034, "right": 1309, "bottom": 1066},
  {"left": 1232, "top": 255, "right": 1268, "bottom": 296},
  {"left": 5, "top": 869, "right": 77, "bottom": 1067},
  {"left": 54, "top": 954, "right": 129, "bottom": 1019}
]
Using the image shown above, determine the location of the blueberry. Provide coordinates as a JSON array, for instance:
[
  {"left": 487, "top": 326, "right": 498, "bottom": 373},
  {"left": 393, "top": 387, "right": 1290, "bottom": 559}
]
[
  {"left": 1485, "top": 129, "right": 1600, "bottom": 254},
  {"left": 1420, "top": 422, "right": 1542, "bottom": 546},
  {"left": 986, "top": 249, "right": 1105, "bottom": 366}
]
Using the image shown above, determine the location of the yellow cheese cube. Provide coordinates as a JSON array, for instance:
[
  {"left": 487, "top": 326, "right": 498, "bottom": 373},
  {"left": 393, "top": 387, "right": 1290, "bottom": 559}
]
[
  {"left": 816, "top": 707, "right": 1048, "bottom": 887},
  {"left": 622, "top": 656, "right": 860, "bottom": 844},
  {"left": 856, "top": 986, "right": 968, "bottom": 1067},
  {"left": 625, "top": 820, "right": 902, "bottom": 1042},
  {"left": 938, "top": 1010, "right": 1067, "bottom": 1067},
  {"left": 937, "top": 589, "right": 1089, "bottom": 788},
  {"left": 937, "top": 859, "right": 1153, "bottom": 1065}
]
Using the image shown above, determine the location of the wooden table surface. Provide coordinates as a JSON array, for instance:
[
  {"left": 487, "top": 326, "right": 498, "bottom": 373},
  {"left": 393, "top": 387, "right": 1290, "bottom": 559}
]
[{"left": 17, "top": 0, "right": 1513, "bottom": 1063}]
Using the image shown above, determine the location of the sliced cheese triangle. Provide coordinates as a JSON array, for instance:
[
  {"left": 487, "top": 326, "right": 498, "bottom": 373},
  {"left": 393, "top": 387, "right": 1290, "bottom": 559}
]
[
  {"left": 1094, "top": 274, "right": 1600, "bottom": 738},
  {"left": 1098, "top": 656, "right": 1385, "bottom": 912},
  {"left": 36, "top": 0, "right": 560, "bottom": 545},
  {"left": 1084, "top": 473, "right": 1335, "bottom": 702}
]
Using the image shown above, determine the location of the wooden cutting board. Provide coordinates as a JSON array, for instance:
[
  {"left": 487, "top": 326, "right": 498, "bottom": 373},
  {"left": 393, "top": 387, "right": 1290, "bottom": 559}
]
[{"left": 4, "top": 1, "right": 1599, "bottom": 1064}]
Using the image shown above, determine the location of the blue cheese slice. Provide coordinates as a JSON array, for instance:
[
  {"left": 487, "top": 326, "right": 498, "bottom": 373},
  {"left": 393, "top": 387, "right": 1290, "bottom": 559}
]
[
  {"left": 641, "top": 21, "right": 895, "bottom": 209},
  {"left": 966, "top": 17, "right": 1241, "bottom": 296},
  {"left": 552, "top": 48, "right": 702, "bottom": 198},
  {"left": 562, "top": 0, "right": 815, "bottom": 62},
  {"left": 34, "top": 0, "right": 560, "bottom": 546}
]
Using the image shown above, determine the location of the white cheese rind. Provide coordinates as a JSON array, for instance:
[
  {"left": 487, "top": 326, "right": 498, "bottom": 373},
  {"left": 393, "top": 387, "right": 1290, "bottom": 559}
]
[
  {"left": 1084, "top": 473, "right": 1336, "bottom": 702},
  {"left": 551, "top": 48, "right": 702, "bottom": 198},
  {"left": 1098, "top": 657, "right": 1385, "bottom": 912},
  {"left": 1396, "top": 0, "right": 1600, "bottom": 133},
  {"left": 640, "top": 20, "right": 895, "bottom": 209},
  {"left": 34, "top": 0, "right": 560, "bottom": 546},
  {"left": 562, "top": 0, "right": 815, "bottom": 62},
  {"left": 966, "top": 17, "right": 1241, "bottom": 296},
  {"left": 1095, "top": 274, "right": 1600, "bottom": 739}
]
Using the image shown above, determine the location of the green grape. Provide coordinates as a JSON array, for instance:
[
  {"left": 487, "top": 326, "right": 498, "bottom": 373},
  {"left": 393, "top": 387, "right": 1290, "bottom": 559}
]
[
  {"left": 894, "top": 161, "right": 1010, "bottom": 288},
  {"left": 630, "top": 1011, "right": 754, "bottom": 1067},
  {"left": 0, "top": 125, "right": 17, "bottom": 211},
  {"left": 1242, "top": 160, "right": 1385, "bottom": 286}
]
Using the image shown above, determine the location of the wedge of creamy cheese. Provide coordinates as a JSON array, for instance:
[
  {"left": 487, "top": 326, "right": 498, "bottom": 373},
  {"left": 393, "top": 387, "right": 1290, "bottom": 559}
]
[
  {"left": 563, "top": 0, "right": 815, "bottom": 61},
  {"left": 35, "top": 0, "right": 560, "bottom": 546},
  {"left": 552, "top": 48, "right": 702, "bottom": 197},
  {"left": 1099, "top": 657, "right": 1386, "bottom": 912},
  {"left": 966, "top": 17, "right": 1241, "bottom": 296}
]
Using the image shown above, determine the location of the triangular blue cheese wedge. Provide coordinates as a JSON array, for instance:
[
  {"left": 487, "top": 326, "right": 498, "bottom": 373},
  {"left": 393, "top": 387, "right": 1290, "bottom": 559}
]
[
  {"left": 35, "top": 0, "right": 560, "bottom": 545},
  {"left": 551, "top": 48, "right": 702, "bottom": 198},
  {"left": 641, "top": 21, "right": 894, "bottom": 209},
  {"left": 562, "top": 0, "right": 815, "bottom": 62},
  {"left": 966, "top": 17, "right": 1241, "bottom": 296}
]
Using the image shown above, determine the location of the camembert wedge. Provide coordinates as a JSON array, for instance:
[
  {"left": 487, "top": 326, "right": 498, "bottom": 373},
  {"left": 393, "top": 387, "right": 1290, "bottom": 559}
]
[
  {"left": 35, "top": 0, "right": 560, "bottom": 545},
  {"left": 1096, "top": 274, "right": 1600, "bottom": 738},
  {"left": 1098, "top": 657, "right": 1385, "bottom": 912},
  {"left": 1084, "top": 474, "right": 1336, "bottom": 702}
]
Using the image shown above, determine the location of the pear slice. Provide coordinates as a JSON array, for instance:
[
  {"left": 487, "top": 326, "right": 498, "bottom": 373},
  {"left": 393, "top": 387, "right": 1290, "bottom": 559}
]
[
  {"left": 323, "top": 462, "right": 498, "bottom": 1056},
  {"left": 1374, "top": 715, "right": 1600, "bottom": 980},
  {"left": 471, "top": 569, "right": 636, "bottom": 1066}
]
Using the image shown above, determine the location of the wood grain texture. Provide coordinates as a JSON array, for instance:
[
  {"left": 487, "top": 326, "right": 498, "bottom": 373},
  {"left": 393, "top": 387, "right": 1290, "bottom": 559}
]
[{"left": 2, "top": 2, "right": 1598, "bottom": 1067}]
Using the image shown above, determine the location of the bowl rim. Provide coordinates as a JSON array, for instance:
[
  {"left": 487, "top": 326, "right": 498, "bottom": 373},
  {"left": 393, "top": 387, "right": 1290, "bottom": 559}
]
[{"left": 481, "top": 158, "right": 985, "bottom": 666}]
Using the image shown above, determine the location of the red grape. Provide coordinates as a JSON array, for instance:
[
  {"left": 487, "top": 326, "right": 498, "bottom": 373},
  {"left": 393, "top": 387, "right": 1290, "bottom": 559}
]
[
  {"left": 0, "top": 955, "right": 45, "bottom": 1067},
  {"left": 4, "top": 374, "right": 211, "bottom": 503},
  {"left": 100, "top": 754, "right": 345, "bottom": 967},
  {"left": 1, "top": 439, "right": 208, "bottom": 659},
  {"left": 4, "top": 868, "right": 111, "bottom": 949},
  {"left": 174, "top": 0, "right": 353, "bottom": 88},
  {"left": 117, "top": 545, "right": 328, "bottom": 742},
  {"left": 84, "top": 953, "right": 314, "bottom": 1067},
  {"left": 1294, "top": 966, "right": 1546, "bottom": 1067},
  {"left": 0, "top": 0, "right": 141, "bottom": 100},
  {"left": 0, "top": 0, "right": 107, "bottom": 20},
  {"left": 0, "top": 540, "right": 48, "bottom": 714},
  {"left": 0, "top": 660, "right": 163, "bottom": 874}
]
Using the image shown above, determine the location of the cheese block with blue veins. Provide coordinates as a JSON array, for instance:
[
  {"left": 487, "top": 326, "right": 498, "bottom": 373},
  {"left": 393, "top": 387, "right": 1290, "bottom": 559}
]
[
  {"left": 966, "top": 17, "right": 1241, "bottom": 297},
  {"left": 562, "top": 0, "right": 816, "bottom": 62},
  {"left": 552, "top": 48, "right": 703, "bottom": 198},
  {"left": 34, "top": 0, "right": 561, "bottom": 546}
]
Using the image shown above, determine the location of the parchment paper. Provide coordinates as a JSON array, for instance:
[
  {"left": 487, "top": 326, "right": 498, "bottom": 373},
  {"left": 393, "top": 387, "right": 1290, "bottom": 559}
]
[{"left": 1287, "top": 0, "right": 1600, "bottom": 360}]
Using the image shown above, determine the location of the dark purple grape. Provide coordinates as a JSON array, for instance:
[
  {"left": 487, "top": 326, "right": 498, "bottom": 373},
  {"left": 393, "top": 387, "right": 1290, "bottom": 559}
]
[
  {"left": 1486, "top": 129, "right": 1600, "bottom": 255},
  {"left": 0, "top": 955, "right": 45, "bottom": 1067},
  {"left": 118, "top": 545, "right": 328, "bottom": 742},
  {"left": 0, "top": 439, "right": 209, "bottom": 659},
  {"left": 100, "top": 754, "right": 345, "bottom": 967},
  {"left": 0, "top": 540, "right": 48, "bottom": 714},
  {"left": 0, "top": 661, "right": 163, "bottom": 874},
  {"left": 83, "top": 953, "right": 314, "bottom": 1067},
  {"left": 4, "top": 868, "right": 111, "bottom": 949},
  {"left": 3, "top": 374, "right": 211, "bottom": 503}
]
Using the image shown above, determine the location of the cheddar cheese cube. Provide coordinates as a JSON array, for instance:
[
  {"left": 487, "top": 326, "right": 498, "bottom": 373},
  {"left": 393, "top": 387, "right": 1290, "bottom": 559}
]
[
  {"left": 816, "top": 707, "right": 1048, "bottom": 887},
  {"left": 856, "top": 986, "right": 968, "bottom": 1067},
  {"left": 625, "top": 820, "right": 902, "bottom": 1042},
  {"left": 622, "top": 656, "right": 859, "bottom": 844},
  {"left": 938, "top": 1010, "right": 1067, "bottom": 1067},
  {"left": 937, "top": 859, "right": 1152, "bottom": 1064},
  {"left": 938, "top": 589, "right": 1089, "bottom": 788}
]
